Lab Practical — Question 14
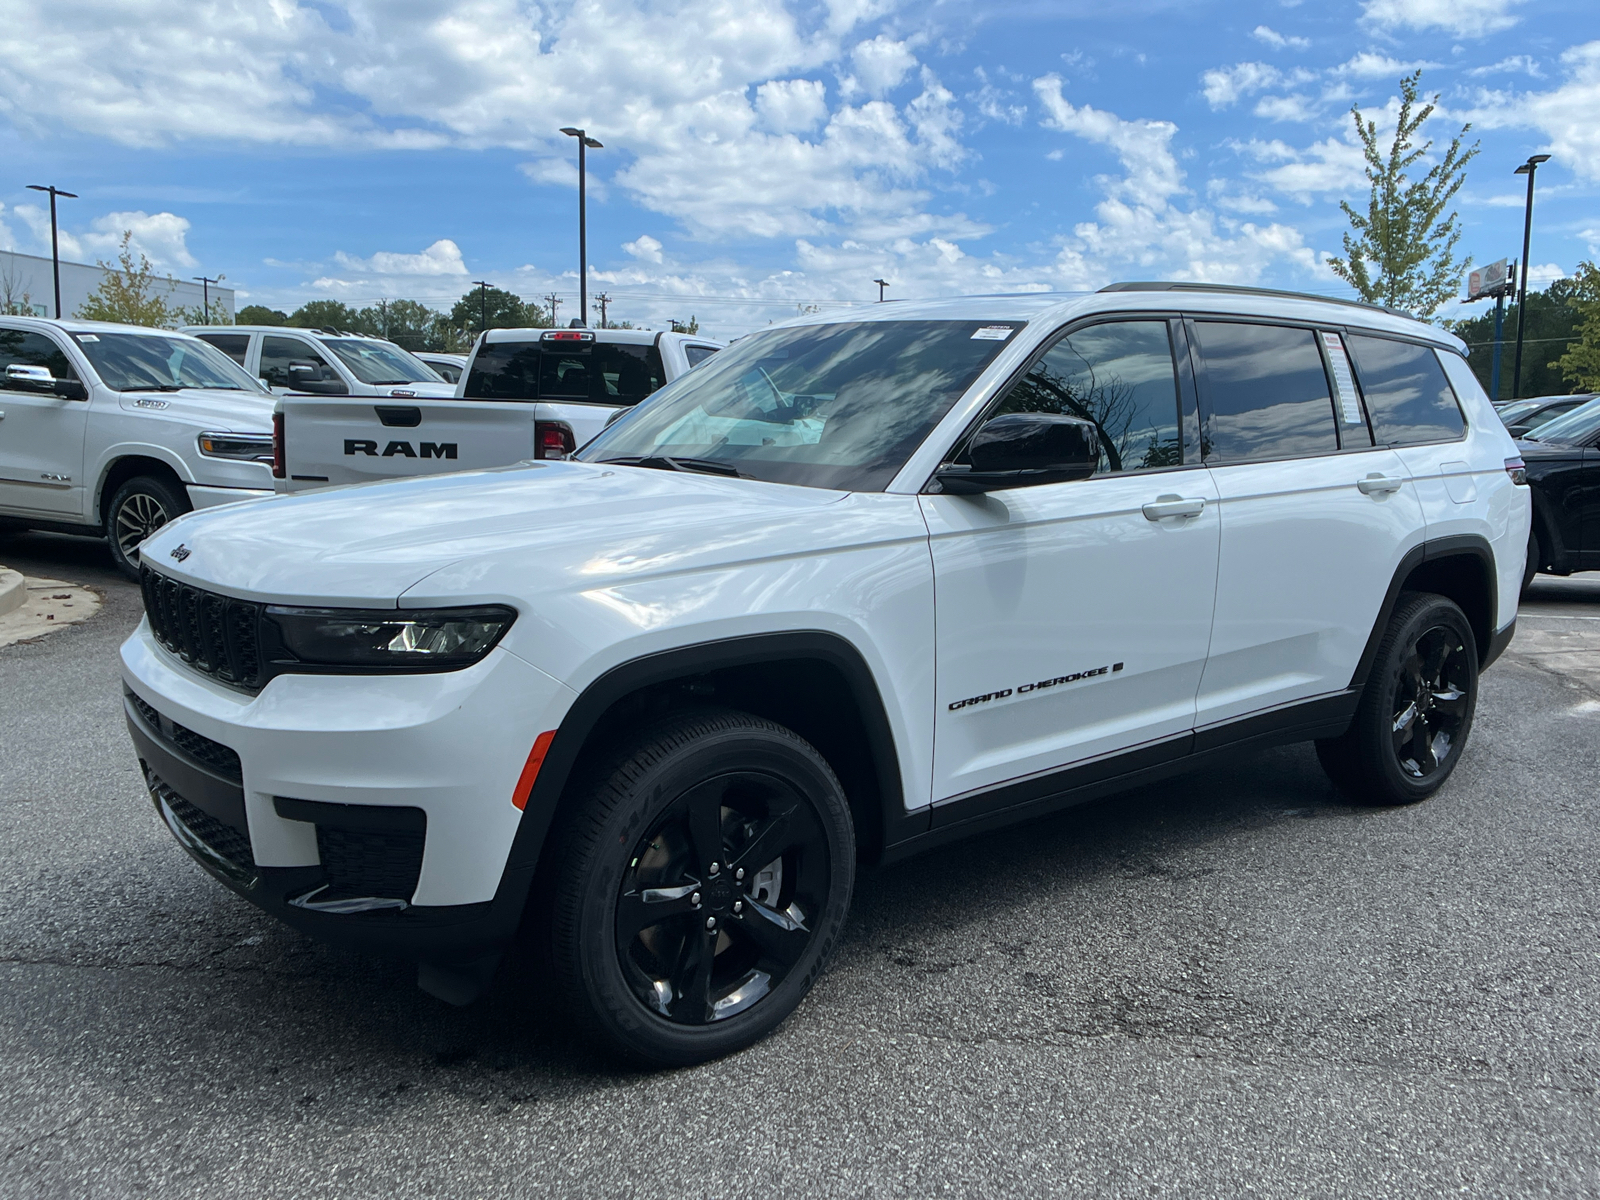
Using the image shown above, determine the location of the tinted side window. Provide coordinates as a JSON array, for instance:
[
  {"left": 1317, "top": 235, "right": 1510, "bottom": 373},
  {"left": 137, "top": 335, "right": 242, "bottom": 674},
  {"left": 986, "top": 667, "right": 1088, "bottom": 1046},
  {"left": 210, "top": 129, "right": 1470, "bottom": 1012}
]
[
  {"left": 595, "top": 343, "right": 665, "bottom": 406},
  {"left": 685, "top": 345, "right": 718, "bottom": 368},
  {"left": 463, "top": 342, "right": 541, "bottom": 400},
  {"left": 196, "top": 333, "right": 250, "bottom": 366},
  {"left": 989, "top": 320, "right": 1182, "bottom": 472},
  {"left": 1347, "top": 335, "right": 1465, "bottom": 446},
  {"left": 260, "top": 336, "right": 331, "bottom": 388},
  {"left": 0, "top": 330, "right": 77, "bottom": 387},
  {"left": 1194, "top": 322, "right": 1338, "bottom": 461}
]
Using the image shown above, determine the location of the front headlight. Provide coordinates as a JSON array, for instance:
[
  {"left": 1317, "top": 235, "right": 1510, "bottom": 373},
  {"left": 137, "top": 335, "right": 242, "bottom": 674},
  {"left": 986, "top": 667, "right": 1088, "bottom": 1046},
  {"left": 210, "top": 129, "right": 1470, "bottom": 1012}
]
[
  {"left": 261, "top": 605, "right": 517, "bottom": 672},
  {"left": 198, "top": 431, "right": 275, "bottom": 463}
]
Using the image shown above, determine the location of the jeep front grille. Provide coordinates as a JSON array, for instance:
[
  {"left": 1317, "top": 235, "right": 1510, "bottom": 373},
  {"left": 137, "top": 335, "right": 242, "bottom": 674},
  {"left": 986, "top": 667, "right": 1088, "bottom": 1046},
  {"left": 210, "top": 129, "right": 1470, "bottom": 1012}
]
[{"left": 141, "top": 566, "right": 264, "bottom": 689}]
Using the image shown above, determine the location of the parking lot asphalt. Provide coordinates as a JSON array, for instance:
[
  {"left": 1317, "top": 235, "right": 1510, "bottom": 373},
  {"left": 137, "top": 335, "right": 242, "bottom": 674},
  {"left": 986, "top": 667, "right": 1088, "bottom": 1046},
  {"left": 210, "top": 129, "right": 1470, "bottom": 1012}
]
[{"left": 2, "top": 527, "right": 1598, "bottom": 1199}]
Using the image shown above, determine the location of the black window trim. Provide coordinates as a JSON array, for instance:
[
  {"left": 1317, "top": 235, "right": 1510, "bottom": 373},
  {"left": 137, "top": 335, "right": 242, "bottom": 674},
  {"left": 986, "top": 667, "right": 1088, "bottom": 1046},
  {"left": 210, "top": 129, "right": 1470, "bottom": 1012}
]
[
  {"left": 923, "top": 310, "right": 1202, "bottom": 492},
  {"left": 1338, "top": 326, "right": 1470, "bottom": 450}
]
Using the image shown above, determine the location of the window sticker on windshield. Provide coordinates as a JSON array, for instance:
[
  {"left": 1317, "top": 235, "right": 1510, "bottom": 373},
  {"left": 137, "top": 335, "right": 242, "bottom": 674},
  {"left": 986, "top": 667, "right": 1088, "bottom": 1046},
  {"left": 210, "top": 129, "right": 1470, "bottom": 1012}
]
[
  {"left": 75, "top": 334, "right": 100, "bottom": 343},
  {"left": 971, "top": 326, "right": 1015, "bottom": 341},
  {"left": 1321, "top": 331, "right": 1365, "bottom": 426}
]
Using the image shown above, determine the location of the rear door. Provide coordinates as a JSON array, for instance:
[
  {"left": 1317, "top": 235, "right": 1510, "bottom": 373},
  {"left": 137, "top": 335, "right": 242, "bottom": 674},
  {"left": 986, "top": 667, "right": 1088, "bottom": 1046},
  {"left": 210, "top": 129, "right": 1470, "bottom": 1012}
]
[{"left": 1192, "top": 319, "right": 1425, "bottom": 727}]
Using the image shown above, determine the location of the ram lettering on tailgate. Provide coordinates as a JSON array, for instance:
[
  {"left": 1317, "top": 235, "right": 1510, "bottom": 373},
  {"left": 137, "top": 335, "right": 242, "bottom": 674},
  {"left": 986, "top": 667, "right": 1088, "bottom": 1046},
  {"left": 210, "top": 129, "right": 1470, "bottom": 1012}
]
[{"left": 344, "top": 439, "right": 458, "bottom": 459}]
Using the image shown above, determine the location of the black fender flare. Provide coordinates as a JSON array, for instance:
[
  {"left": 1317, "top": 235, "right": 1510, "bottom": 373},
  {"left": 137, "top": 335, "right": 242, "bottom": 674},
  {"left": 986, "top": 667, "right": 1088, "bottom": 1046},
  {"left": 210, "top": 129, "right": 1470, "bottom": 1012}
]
[{"left": 1349, "top": 533, "right": 1501, "bottom": 693}]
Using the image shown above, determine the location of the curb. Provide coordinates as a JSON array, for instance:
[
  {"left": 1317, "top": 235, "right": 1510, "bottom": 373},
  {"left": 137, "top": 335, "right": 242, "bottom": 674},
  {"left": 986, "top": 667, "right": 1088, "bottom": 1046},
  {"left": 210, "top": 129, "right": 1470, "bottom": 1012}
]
[{"left": 0, "top": 567, "right": 24, "bottom": 618}]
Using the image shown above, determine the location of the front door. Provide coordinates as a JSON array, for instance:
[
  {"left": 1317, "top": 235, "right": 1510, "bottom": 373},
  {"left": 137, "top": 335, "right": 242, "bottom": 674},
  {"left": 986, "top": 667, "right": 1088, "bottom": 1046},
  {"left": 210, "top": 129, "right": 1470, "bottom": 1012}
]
[
  {"left": 923, "top": 318, "right": 1220, "bottom": 807},
  {"left": 0, "top": 329, "right": 90, "bottom": 518}
]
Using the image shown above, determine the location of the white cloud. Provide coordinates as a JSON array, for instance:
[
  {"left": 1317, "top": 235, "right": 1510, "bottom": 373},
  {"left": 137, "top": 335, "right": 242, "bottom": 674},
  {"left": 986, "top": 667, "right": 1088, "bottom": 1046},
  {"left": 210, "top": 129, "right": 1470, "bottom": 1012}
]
[
  {"left": 624, "top": 235, "right": 665, "bottom": 263},
  {"left": 1466, "top": 41, "right": 1600, "bottom": 182},
  {"left": 1361, "top": 0, "right": 1525, "bottom": 38},
  {"left": 1254, "top": 94, "right": 1318, "bottom": 122},
  {"left": 13, "top": 208, "right": 201, "bottom": 271},
  {"left": 846, "top": 35, "right": 917, "bottom": 97},
  {"left": 1247, "top": 136, "right": 1369, "bottom": 204},
  {"left": 1252, "top": 25, "right": 1311, "bottom": 49},
  {"left": 331, "top": 240, "right": 468, "bottom": 278},
  {"left": 1525, "top": 262, "right": 1567, "bottom": 287},
  {"left": 755, "top": 79, "right": 829, "bottom": 133},
  {"left": 1335, "top": 52, "right": 1436, "bottom": 79},
  {"left": 1202, "top": 62, "right": 1283, "bottom": 109},
  {"left": 1466, "top": 55, "right": 1542, "bottom": 77}
]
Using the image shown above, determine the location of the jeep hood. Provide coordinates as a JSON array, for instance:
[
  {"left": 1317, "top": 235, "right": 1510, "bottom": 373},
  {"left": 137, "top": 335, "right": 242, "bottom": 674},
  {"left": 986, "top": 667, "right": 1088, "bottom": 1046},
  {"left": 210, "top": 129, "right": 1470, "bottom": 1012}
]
[{"left": 137, "top": 461, "right": 851, "bottom": 607}]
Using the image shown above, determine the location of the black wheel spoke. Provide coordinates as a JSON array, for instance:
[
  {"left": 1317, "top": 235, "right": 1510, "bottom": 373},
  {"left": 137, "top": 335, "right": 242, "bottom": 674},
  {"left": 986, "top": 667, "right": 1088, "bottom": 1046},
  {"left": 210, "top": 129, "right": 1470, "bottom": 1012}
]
[
  {"left": 731, "top": 897, "right": 810, "bottom": 969},
  {"left": 669, "top": 929, "right": 717, "bottom": 1023},
  {"left": 616, "top": 883, "right": 699, "bottom": 942},
  {"left": 683, "top": 783, "right": 726, "bottom": 874},
  {"left": 729, "top": 805, "right": 795, "bottom": 876}
]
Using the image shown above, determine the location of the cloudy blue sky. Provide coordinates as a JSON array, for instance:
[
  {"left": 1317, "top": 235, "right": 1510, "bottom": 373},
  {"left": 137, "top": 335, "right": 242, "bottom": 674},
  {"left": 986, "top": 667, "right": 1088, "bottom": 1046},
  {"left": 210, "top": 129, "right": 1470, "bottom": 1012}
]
[{"left": 1, "top": 0, "right": 1595, "bottom": 338}]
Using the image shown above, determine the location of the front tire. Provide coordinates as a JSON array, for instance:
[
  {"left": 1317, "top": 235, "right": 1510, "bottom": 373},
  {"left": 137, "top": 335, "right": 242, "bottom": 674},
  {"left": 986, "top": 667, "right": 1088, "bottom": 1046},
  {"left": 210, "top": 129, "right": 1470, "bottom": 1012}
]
[
  {"left": 1316, "top": 593, "right": 1479, "bottom": 806},
  {"left": 106, "top": 474, "right": 190, "bottom": 580},
  {"left": 548, "top": 707, "right": 855, "bottom": 1067}
]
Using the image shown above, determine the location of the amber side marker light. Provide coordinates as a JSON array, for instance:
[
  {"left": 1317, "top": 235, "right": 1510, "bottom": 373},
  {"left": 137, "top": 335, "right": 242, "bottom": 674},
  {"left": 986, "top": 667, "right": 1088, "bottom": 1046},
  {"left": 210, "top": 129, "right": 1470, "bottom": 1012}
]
[{"left": 512, "top": 731, "right": 558, "bottom": 810}]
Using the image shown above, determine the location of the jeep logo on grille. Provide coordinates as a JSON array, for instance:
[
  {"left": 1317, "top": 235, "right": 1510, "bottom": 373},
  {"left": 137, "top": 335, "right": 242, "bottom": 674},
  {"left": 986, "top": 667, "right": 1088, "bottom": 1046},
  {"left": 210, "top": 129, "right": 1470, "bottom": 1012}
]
[
  {"left": 169, "top": 544, "right": 191, "bottom": 562},
  {"left": 344, "top": 439, "right": 458, "bottom": 459}
]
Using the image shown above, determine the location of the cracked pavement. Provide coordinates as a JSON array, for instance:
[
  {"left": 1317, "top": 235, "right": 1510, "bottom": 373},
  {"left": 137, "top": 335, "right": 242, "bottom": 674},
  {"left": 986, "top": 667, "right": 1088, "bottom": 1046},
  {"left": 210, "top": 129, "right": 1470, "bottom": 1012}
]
[{"left": 2, "top": 527, "right": 1598, "bottom": 1198}]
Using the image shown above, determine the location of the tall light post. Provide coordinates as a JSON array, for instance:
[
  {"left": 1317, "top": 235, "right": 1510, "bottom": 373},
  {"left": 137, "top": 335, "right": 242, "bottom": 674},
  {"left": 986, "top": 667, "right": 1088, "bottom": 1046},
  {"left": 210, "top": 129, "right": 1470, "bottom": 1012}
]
[
  {"left": 560, "top": 127, "right": 603, "bottom": 326},
  {"left": 1511, "top": 153, "right": 1551, "bottom": 399},
  {"left": 26, "top": 184, "right": 78, "bottom": 318},
  {"left": 874, "top": 278, "right": 889, "bottom": 302},
  {"left": 472, "top": 280, "right": 491, "bottom": 333},
  {"left": 193, "top": 275, "right": 220, "bottom": 324}
]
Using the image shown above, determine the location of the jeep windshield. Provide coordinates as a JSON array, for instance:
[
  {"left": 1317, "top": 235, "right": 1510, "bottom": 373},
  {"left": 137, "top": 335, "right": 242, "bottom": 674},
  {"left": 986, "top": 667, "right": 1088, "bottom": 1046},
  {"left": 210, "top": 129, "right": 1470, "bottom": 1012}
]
[
  {"left": 579, "top": 319, "right": 1022, "bottom": 491},
  {"left": 322, "top": 338, "right": 443, "bottom": 386},
  {"left": 72, "top": 331, "right": 266, "bottom": 393}
]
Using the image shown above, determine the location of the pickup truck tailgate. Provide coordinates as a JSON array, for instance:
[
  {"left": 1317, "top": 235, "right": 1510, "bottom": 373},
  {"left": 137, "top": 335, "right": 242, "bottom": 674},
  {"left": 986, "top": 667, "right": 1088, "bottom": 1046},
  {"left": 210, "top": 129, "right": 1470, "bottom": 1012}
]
[{"left": 280, "top": 397, "right": 543, "bottom": 489}]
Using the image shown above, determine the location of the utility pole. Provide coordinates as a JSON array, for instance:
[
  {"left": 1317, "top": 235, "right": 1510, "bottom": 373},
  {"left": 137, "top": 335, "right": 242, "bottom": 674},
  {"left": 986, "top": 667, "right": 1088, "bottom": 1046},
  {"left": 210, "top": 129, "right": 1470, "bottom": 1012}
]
[
  {"left": 472, "top": 280, "right": 491, "bottom": 332},
  {"left": 379, "top": 298, "right": 389, "bottom": 339},
  {"left": 593, "top": 292, "right": 610, "bottom": 329},
  {"left": 193, "top": 275, "right": 220, "bottom": 324},
  {"left": 560, "top": 127, "right": 604, "bottom": 327},
  {"left": 1511, "top": 154, "right": 1551, "bottom": 399},
  {"left": 545, "top": 293, "right": 562, "bottom": 326},
  {"left": 26, "top": 184, "right": 78, "bottom": 319},
  {"left": 874, "top": 278, "right": 889, "bottom": 302}
]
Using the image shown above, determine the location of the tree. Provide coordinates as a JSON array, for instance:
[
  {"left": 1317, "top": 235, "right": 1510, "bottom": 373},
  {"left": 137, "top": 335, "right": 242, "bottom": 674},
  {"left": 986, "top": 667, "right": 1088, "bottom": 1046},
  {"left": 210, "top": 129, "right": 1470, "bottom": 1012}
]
[
  {"left": 448, "top": 286, "right": 533, "bottom": 333},
  {"left": 75, "top": 232, "right": 181, "bottom": 327},
  {"left": 1452, "top": 278, "right": 1584, "bottom": 398},
  {"left": 237, "top": 305, "right": 288, "bottom": 326},
  {"left": 670, "top": 315, "right": 700, "bottom": 334},
  {"left": 288, "top": 299, "right": 363, "bottom": 332},
  {"left": 1327, "top": 71, "right": 1479, "bottom": 318},
  {"left": 1550, "top": 261, "right": 1600, "bottom": 393},
  {"left": 359, "top": 299, "right": 439, "bottom": 348},
  {"left": 0, "top": 258, "right": 39, "bottom": 316}
]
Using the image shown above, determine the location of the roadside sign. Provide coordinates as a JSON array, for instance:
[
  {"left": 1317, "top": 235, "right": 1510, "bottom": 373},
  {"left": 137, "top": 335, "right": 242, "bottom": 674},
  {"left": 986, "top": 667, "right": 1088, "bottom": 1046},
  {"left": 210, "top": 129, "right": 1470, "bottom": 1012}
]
[{"left": 1468, "top": 259, "right": 1514, "bottom": 301}]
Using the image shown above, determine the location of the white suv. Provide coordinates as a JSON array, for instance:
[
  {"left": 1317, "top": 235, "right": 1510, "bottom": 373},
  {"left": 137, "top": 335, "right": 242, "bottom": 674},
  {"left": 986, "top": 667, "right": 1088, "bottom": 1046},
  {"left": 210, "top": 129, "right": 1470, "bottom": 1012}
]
[
  {"left": 0, "top": 317, "right": 276, "bottom": 578},
  {"left": 121, "top": 284, "right": 1528, "bottom": 1065}
]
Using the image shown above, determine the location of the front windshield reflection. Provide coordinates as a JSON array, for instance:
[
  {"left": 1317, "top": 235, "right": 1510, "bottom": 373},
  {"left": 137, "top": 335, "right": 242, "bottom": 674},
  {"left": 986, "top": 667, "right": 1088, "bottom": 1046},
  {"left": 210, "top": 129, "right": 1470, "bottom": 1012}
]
[
  {"left": 73, "top": 332, "right": 266, "bottom": 393},
  {"left": 578, "top": 320, "right": 1023, "bottom": 492}
]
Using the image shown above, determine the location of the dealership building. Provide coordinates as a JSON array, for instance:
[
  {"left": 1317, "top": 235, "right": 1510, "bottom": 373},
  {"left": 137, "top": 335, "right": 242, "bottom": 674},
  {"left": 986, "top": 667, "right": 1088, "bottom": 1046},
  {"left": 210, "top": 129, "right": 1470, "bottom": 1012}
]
[{"left": 0, "top": 248, "right": 235, "bottom": 323}]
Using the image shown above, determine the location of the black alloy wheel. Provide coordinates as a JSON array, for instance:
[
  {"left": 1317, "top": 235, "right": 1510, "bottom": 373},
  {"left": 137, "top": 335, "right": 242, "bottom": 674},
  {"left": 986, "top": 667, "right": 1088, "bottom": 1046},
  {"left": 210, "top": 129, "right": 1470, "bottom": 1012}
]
[
  {"left": 547, "top": 707, "right": 854, "bottom": 1066},
  {"left": 1316, "top": 592, "right": 1479, "bottom": 805},
  {"left": 106, "top": 474, "right": 190, "bottom": 581}
]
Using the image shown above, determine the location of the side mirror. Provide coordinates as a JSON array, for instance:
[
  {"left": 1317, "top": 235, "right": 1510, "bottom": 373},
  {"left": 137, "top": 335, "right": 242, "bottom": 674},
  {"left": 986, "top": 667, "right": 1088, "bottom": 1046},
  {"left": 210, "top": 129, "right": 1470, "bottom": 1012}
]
[
  {"left": 6, "top": 363, "right": 56, "bottom": 392},
  {"left": 935, "top": 412, "right": 1099, "bottom": 494},
  {"left": 287, "top": 360, "right": 348, "bottom": 395}
]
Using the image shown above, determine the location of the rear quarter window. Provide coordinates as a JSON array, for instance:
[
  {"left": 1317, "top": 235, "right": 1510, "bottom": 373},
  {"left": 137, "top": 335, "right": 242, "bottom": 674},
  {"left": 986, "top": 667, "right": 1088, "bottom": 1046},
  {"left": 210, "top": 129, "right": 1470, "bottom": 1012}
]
[{"left": 1347, "top": 334, "right": 1465, "bottom": 446}]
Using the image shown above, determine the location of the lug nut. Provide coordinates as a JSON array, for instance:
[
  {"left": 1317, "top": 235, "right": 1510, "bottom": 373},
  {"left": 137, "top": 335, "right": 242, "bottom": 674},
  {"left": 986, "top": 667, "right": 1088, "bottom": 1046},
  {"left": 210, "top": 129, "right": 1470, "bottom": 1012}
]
[
  {"left": 691, "top": 892, "right": 701, "bottom": 907},
  {"left": 735, "top": 868, "right": 745, "bottom": 881},
  {"left": 705, "top": 916, "right": 717, "bottom": 931},
  {"left": 708, "top": 862, "right": 720, "bottom": 876},
  {"left": 733, "top": 900, "right": 743, "bottom": 914}
]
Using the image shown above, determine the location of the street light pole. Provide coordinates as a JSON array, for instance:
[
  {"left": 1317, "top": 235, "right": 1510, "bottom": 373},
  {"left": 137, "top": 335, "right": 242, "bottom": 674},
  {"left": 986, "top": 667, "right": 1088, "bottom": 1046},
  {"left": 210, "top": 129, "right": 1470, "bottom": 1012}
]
[
  {"left": 560, "top": 127, "right": 603, "bottom": 326},
  {"left": 26, "top": 184, "right": 78, "bottom": 319},
  {"left": 1511, "top": 153, "right": 1551, "bottom": 400},
  {"left": 193, "top": 276, "right": 220, "bottom": 324},
  {"left": 874, "top": 278, "right": 889, "bottom": 302},
  {"left": 472, "top": 280, "right": 491, "bottom": 333}
]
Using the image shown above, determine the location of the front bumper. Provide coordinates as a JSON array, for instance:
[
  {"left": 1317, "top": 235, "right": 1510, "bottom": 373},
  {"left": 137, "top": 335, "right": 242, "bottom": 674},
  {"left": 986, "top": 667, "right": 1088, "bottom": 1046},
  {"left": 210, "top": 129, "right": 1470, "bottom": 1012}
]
[{"left": 119, "top": 619, "right": 576, "bottom": 962}]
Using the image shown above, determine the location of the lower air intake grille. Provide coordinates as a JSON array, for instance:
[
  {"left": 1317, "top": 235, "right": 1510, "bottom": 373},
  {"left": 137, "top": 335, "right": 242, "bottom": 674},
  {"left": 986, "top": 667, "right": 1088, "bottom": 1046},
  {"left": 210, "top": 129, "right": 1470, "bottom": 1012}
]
[
  {"left": 154, "top": 780, "right": 256, "bottom": 871},
  {"left": 168, "top": 721, "right": 244, "bottom": 782},
  {"left": 317, "top": 827, "right": 425, "bottom": 902}
]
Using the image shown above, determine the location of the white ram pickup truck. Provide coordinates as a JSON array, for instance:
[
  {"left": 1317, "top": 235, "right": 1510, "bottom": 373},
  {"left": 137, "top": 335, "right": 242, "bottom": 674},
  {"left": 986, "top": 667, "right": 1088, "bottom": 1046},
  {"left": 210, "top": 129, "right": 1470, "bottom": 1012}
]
[
  {"left": 183, "top": 325, "right": 458, "bottom": 400},
  {"left": 272, "top": 328, "right": 722, "bottom": 491}
]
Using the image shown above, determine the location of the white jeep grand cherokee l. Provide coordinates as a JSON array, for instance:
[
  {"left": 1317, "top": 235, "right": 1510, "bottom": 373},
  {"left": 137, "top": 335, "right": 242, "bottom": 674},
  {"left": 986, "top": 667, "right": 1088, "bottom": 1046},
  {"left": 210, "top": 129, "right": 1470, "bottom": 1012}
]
[{"left": 120, "top": 284, "right": 1529, "bottom": 1065}]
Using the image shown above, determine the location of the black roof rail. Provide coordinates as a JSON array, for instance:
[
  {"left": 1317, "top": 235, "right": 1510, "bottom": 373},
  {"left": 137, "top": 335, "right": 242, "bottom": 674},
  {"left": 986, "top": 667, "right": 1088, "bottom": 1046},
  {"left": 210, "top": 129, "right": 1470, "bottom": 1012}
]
[{"left": 1099, "top": 281, "right": 1414, "bottom": 320}]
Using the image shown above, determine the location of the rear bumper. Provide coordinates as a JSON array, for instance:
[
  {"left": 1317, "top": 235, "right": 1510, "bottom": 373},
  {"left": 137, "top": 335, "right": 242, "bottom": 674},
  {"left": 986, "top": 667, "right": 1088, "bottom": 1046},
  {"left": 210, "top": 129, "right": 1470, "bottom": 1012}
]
[{"left": 119, "top": 620, "right": 576, "bottom": 964}]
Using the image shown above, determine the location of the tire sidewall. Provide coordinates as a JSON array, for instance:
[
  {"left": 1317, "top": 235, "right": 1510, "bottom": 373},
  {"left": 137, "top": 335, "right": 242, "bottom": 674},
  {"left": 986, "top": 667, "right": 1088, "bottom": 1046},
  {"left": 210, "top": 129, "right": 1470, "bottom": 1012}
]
[
  {"left": 1365, "top": 596, "right": 1479, "bottom": 802},
  {"left": 563, "top": 718, "right": 855, "bottom": 1066},
  {"left": 106, "top": 475, "right": 189, "bottom": 579}
]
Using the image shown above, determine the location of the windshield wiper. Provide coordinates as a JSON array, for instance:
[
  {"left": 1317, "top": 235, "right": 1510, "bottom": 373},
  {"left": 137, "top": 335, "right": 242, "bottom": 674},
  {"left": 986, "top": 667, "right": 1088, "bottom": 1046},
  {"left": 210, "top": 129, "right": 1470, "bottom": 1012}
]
[{"left": 601, "top": 455, "right": 748, "bottom": 478}]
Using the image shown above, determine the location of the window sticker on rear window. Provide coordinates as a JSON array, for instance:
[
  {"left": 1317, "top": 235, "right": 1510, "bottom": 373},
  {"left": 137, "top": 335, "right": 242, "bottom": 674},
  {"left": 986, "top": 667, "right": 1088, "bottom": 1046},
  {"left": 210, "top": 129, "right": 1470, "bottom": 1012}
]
[
  {"left": 1322, "top": 331, "right": 1364, "bottom": 427},
  {"left": 971, "top": 326, "right": 1015, "bottom": 341}
]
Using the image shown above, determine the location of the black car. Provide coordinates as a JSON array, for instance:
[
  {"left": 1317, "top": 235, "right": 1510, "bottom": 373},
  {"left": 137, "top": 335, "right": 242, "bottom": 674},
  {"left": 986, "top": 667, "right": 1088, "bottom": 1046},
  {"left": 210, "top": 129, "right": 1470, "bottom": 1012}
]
[
  {"left": 1518, "top": 396, "right": 1600, "bottom": 589},
  {"left": 1500, "top": 393, "right": 1596, "bottom": 439}
]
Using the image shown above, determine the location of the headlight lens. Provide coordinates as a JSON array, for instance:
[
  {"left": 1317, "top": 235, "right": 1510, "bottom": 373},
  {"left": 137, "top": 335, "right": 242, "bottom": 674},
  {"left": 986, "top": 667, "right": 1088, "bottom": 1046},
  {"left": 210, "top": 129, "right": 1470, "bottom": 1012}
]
[
  {"left": 262, "top": 605, "right": 516, "bottom": 671},
  {"left": 199, "top": 432, "right": 275, "bottom": 463}
]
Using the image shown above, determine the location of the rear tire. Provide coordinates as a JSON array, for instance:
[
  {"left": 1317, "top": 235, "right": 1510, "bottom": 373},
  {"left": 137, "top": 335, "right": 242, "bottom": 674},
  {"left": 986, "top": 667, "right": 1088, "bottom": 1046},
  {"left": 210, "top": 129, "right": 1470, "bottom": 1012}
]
[
  {"left": 106, "top": 474, "right": 190, "bottom": 580},
  {"left": 1315, "top": 593, "right": 1479, "bottom": 806},
  {"left": 546, "top": 707, "right": 855, "bottom": 1067}
]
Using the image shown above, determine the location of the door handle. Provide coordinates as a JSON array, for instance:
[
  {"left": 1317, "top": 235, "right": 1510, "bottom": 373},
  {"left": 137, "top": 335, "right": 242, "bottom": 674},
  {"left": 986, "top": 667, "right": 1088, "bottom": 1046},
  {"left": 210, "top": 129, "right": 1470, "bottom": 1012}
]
[
  {"left": 1142, "top": 495, "right": 1206, "bottom": 521},
  {"left": 1357, "top": 473, "right": 1405, "bottom": 495}
]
